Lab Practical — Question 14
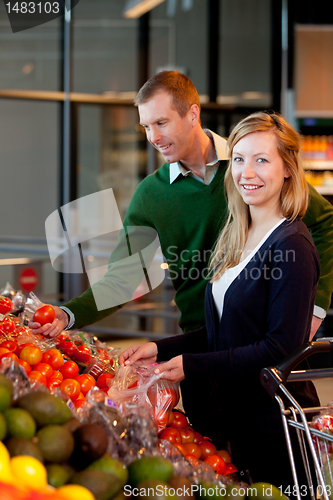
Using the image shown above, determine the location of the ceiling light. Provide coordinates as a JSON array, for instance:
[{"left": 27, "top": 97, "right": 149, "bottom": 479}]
[{"left": 123, "top": 0, "right": 166, "bottom": 18}]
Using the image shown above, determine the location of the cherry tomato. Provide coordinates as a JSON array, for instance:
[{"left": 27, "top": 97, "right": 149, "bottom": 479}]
[
  {"left": 60, "top": 360, "right": 79, "bottom": 379},
  {"left": 59, "top": 340, "right": 78, "bottom": 359},
  {"left": 34, "top": 362, "right": 54, "bottom": 380},
  {"left": 96, "top": 373, "right": 115, "bottom": 389},
  {"left": 73, "top": 345, "right": 92, "bottom": 364},
  {"left": 51, "top": 371, "right": 63, "bottom": 382},
  {"left": 199, "top": 440, "right": 217, "bottom": 460},
  {"left": 174, "top": 443, "right": 187, "bottom": 456},
  {"left": 18, "top": 359, "right": 31, "bottom": 375},
  {"left": 193, "top": 431, "right": 203, "bottom": 444},
  {"left": 153, "top": 388, "right": 179, "bottom": 410},
  {"left": 60, "top": 378, "right": 81, "bottom": 401},
  {"left": 76, "top": 374, "right": 95, "bottom": 395},
  {"left": 204, "top": 454, "right": 226, "bottom": 474},
  {"left": 0, "top": 352, "right": 19, "bottom": 363},
  {"left": 74, "top": 399, "right": 85, "bottom": 410},
  {"left": 76, "top": 392, "right": 85, "bottom": 401},
  {"left": 16, "top": 342, "right": 35, "bottom": 357},
  {"left": 0, "top": 297, "right": 13, "bottom": 315},
  {"left": 42, "top": 349, "right": 64, "bottom": 370},
  {"left": 0, "top": 317, "right": 15, "bottom": 335},
  {"left": 185, "top": 455, "right": 200, "bottom": 466},
  {"left": 47, "top": 377, "right": 62, "bottom": 391},
  {"left": 128, "top": 380, "right": 138, "bottom": 389},
  {"left": 180, "top": 428, "right": 195, "bottom": 443},
  {"left": 159, "top": 426, "right": 182, "bottom": 443},
  {"left": 0, "top": 348, "right": 9, "bottom": 356},
  {"left": 224, "top": 463, "right": 238, "bottom": 475},
  {"left": 169, "top": 411, "right": 187, "bottom": 429},
  {"left": 97, "top": 348, "right": 111, "bottom": 364},
  {"left": 20, "top": 346, "right": 43, "bottom": 366},
  {"left": 154, "top": 409, "right": 169, "bottom": 430},
  {"left": 0, "top": 340, "right": 18, "bottom": 354},
  {"left": 33, "top": 305, "right": 55, "bottom": 325},
  {"left": 85, "top": 374, "right": 95, "bottom": 384},
  {"left": 183, "top": 442, "right": 202, "bottom": 459},
  {"left": 216, "top": 449, "right": 232, "bottom": 463},
  {"left": 29, "top": 371, "right": 47, "bottom": 386}
]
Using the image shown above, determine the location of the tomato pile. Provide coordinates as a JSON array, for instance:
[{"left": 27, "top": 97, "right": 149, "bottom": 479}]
[{"left": 159, "top": 409, "right": 238, "bottom": 476}]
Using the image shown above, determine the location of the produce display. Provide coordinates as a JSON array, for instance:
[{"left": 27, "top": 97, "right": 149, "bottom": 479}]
[{"left": 0, "top": 284, "right": 283, "bottom": 499}]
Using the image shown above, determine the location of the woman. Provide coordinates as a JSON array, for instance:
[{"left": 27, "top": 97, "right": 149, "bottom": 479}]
[{"left": 119, "top": 112, "right": 320, "bottom": 490}]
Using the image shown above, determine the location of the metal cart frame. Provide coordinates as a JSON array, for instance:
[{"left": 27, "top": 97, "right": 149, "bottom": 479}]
[{"left": 261, "top": 339, "right": 333, "bottom": 500}]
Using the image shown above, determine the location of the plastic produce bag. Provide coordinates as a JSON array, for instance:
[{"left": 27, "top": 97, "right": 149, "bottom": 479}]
[{"left": 108, "top": 364, "right": 180, "bottom": 433}]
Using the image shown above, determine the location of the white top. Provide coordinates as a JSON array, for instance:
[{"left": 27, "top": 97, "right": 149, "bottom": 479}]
[{"left": 212, "top": 218, "right": 286, "bottom": 318}]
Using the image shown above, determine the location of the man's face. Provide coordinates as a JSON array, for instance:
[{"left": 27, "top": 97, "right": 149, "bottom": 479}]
[{"left": 138, "top": 91, "right": 195, "bottom": 164}]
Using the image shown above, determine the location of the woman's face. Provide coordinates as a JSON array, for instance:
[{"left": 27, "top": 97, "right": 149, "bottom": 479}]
[{"left": 231, "top": 130, "right": 290, "bottom": 214}]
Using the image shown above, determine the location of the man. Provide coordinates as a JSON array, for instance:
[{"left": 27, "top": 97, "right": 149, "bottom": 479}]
[{"left": 31, "top": 71, "right": 333, "bottom": 429}]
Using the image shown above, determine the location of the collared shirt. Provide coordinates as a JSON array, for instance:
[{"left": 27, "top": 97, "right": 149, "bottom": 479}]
[{"left": 169, "top": 129, "right": 229, "bottom": 185}]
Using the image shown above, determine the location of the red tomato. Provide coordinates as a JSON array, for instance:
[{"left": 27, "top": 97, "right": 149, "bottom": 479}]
[
  {"left": 174, "top": 443, "right": 187, "bottom": 456},
  {"left": 97, "top": 348, "right": 111, "bottom": 364},
  {"left": 73, "top": 345, "right": 92, "bottom": 364},
  {"left": 96, "top": 373, "right": 115, "bottom": 389},
  {"left": 0, "top": 352, "right": 19, "bottom": 363},
  {"left": 155, "top": 388, "right": 179, "bottom": 410},
  {"left": 59, "top": 340, "right": 78, "bottom": 358},
  {"left": 74, "top": 398, "right": 85, "bottom": 410},
  {"left": 0, "top": 348, "right": 9, "bottom": 356},
  {"left": 204, "top": 454, "right": 226, "bottom": 474},
  {"left": 16, "top": 342, "right": 36, "bottom": 357},
  {"left": 60, "top": 378, "right": 81, "bottom": 401},
  {"left": 154, "top": 409, "right": 169, "bottom": 430},
  {"left": 128, "top": 380, "right": 138, "bottom": 389},
  {"left": 224, "top": 463, "right": 238, "bottom": 475},
  {"left": 183, "top": 442, "right": 202, "bottom": 459},
  {"left": 180, "top": 428, "right": 195, "bottom": 443},
  {"left": 76, "top": 374, "right": 95, "bottom": 395},
  {"left": 185, "top": 455, "right": 200, "bottom": 467},
  {"left": 0, "top": 341, "right": 18, "bottom": 354},
  {"left": 60, "top": 360, "right": 79, "bottom": 379},
  {"left": 216, "top": 449, "right": 232, "bottom": 463},
  {"left": 0, "top": 317, "right": 15, "bottom": 335},
  {"left": 42, "top": 349, "right": 64, "bottom": 370},
  {"left": 20, "top": 346, "right": 43, "bottom": 366},
  {"left": 169, "top": 411, "right": 187, "bottom": 429},
  {"left": 76, "top": 392, "right": 85, "bottom": 401},
  {"left": 193, "top": 431, "right": 203, "bottom": 444},
  {"left": 34, "top": 362, "right": 53, "bottom": 380},
  {"left": 18, "top": 359, "right": 31, "bottom": 375},
  {"left": 47, "top": 377, "right": 62, "bottom": 391},
  {"left": 33, "top": 305, "right": 55, "bottom": 325},
  {"left": 51, "top": 371, "right": 63, "bottom": 382},
  {"left": 199, "top": 440, "right": 217, "bottom": 460},
  {"left": 0, "top": 296, "right": 13, "bottom": 315},
  {"left": 29, "top": 371, "right": 47, "bottom": 386},
  {"left": 159, "top": 426, "right": 182, "bottom": 443}
]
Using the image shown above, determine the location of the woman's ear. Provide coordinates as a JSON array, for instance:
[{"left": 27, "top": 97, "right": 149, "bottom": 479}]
[{"left": 284, "top": 167, "right": 292, "bottom": 179}]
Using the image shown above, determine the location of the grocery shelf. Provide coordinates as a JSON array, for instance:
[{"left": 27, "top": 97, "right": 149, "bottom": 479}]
[{"left": 303, "top": 161, "right": 333, "bottom": 170}]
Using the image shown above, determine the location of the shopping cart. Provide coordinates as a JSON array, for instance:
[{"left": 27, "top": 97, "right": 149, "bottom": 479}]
[{"left": 261, "top": 339, "right": 333, "bottom": 500}]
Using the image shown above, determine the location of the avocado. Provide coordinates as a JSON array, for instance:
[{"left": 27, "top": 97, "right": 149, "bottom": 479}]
[
  {"left": 71, "top": 423, "right": 109, "bottom": 470},
  {"left": 87, "top": 453, "right": 129, "bottom": 487},
  {"left": 0, "top": 374, "right": 13, "bottom": 412},
  {"left": 16, "top": 391, "right": 72, "bottom": 426},
  {"left": 70, "top": 468, "right": 122, "bottom": 500},
  {"left": 35, "top": 424, "right": 75, "bottom": 463},
  {"left": 5, "top": 436, "right": 44, "bottom": 463},
  {"left": 46, "top": 463, "right": 75, "bottom": 488},
  {"left": 128, "top": 456, "right": 173, "bottom": 486}
]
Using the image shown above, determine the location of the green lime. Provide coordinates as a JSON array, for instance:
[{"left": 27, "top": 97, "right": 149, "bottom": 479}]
[
  {"left": 3, "top": 407, "right": 36, "bottom": 439},
  {"left": 0, "top": 413, "right": 7, "bottom": 441}
]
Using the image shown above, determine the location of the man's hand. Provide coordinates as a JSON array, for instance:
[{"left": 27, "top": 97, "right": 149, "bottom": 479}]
[
  {"left": 119, "top": 342, "right": 158, "bottom": 366},
  {"left": 28, "top": 305, "right": 69, "bottom": 338},
  {"left": 154, "top": 355, "right": 185, "bottom": 383},
  {"left": 309, "top": 315, "right": 323, "bottom": 341}
]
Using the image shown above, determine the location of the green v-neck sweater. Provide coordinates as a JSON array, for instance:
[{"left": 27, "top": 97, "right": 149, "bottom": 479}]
[{"left": 64, "top": 161, "right": 333, "bottom": 333}]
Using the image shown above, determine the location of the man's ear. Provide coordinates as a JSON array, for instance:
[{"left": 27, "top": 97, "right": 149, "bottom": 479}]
[{"left": 189, "top": 104, "right": 200, "bottom": 127}]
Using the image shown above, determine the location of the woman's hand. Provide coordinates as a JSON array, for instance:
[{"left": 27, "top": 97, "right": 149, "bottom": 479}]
[
  {"left": 28, "top": 305, "right": 69, "bottom": 338},
  {"left": 154, "top": 355, "right": 185, "bottom": 383},
  {"left": 118, "top": 342, "right": 158, "bottom": 366}
]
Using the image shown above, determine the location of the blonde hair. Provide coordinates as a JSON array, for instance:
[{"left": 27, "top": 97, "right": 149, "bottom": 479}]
[{"left": 210, "top": 111, "right": 308, "bottom": 281}]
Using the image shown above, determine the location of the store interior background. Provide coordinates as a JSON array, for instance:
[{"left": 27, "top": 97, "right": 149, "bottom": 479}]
[{"left": 0, "top": 0, "right": 333, "bottom": 373}]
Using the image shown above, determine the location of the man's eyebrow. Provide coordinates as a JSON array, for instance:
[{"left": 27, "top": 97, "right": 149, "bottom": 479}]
[{"left": 140, "top": 117, "right": 168, "bottom": 126}]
